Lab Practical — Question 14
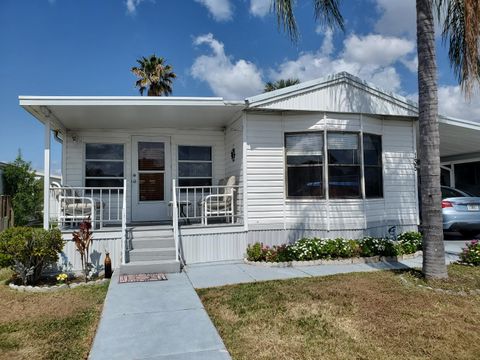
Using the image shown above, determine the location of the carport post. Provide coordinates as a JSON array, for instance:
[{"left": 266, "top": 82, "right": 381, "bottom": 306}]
[{"left": 43, "top": 120, "right": 51, "bottom": 230}]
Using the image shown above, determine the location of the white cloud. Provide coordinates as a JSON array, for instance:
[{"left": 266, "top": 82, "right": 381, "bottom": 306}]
[
  {"left": 194, "top": 0, "right": 233, "bottom": 22},
  {"left": 343, "top": 34, "right": 415, "bottom": 67},
  {"left": 270, "top": 33, "right": 416, "bottom": 93},
  {"left": 191, "top": 33, "right": 264, "bottom": 99},
  {"left": 125, "top": 0, "right": 144, "bottom": 14},
  {"left": 374, "top": 0, "right": 416, "bottom": 38},
  {"left": 249, "top": 0, "right": 271, "bottom": 17},
  {"left": 438, "top": 85, "right": 480, "bottom": 122}
]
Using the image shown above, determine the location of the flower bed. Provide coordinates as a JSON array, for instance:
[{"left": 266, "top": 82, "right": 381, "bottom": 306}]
[
  {"left": 245, "top": 231, "right": 423, "bottom": 266},
  {"left": 460, "top": 240, "right": 480, "bottom": 265},
  {"left": 8, "top": 277, "right": 109, "bottom": 292}
]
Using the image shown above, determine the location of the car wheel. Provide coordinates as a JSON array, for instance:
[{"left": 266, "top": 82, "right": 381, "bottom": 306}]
[{"left": 460, "top": 231, "right": 478, "bottom": 239}]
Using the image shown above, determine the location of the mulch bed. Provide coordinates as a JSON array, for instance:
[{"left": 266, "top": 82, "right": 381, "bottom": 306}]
[{"left": 118, "top": 273, "right": 167, "bottom": 283}]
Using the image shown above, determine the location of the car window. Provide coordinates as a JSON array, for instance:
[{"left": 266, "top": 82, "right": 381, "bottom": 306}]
[{"left": 442, "top": 187, "right": 466, "bottom": 198}]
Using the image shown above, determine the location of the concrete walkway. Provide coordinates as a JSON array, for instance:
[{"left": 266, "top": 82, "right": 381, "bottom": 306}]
[
  {"left": 89, "top": 272, "right": 230, "bottom": 360},
  {"left": 90, "top": 240, "right": 466, "bottom": 359},
  {"left": 185, "top": 240, "right": 466, "bottom": 288}
]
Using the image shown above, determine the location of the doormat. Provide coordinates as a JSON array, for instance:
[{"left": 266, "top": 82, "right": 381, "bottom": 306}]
[{"left": 119, "top": 273, "right": 167, "bottom": 283}]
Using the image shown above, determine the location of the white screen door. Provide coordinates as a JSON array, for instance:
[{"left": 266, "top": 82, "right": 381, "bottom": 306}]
[{"left": 131, "top": 136, "right": 171, "bottom": 222}]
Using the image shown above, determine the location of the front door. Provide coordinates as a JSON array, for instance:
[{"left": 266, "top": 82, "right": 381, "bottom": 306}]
[{"left": 131, "top": 136, "right": 171, "bottom": 222}]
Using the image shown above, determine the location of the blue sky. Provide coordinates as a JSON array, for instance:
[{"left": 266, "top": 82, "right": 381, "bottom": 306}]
[{"left": 1, "top": 0, "right": 479, "bottom": 174}]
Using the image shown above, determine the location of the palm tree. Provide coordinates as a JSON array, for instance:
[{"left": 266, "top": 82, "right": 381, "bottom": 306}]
[
  {"left": 131, "top": 55, "right": 176, "bottom": 96},
  {"left": 265, "top": 78, "right": 301, "bottom": 92},
  {"left": 272, "top": 0, "right": 480, "bottom": 279}
]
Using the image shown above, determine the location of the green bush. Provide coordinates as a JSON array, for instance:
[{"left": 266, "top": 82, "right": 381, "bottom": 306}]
[
  {"left": 0, "top": 227, "right": 64, "bottom": 285},
  {"left": 397, "top": 231, "right": 423, "bottom": 253},
  {"left": 3, "top": 153, "right": 43, "bottom": 226},
  {"left": 460, "top": 240, "right": 480, "bottom": 265},
  {"left": 246, "top": 231, "right": 423, "bottom": 263}
]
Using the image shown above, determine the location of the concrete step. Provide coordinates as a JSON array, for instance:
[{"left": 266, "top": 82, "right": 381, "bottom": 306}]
[
  {"left": 129, "top": 227, "right": 173, "bottom": 239},
  {"left": 129, "top": 247, "right": 176, "bottom": 262},
  {"left": 131, "top": 237, "right": 175, "bottom": 249},
  {"left": 119, "top": 260, "right": 181, "bottom": 275}
]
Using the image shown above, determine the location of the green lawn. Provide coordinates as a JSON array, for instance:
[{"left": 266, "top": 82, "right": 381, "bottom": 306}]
[
  {"left": 0, "top": 269, "right": 108, "bottom": 360},
  {"left": 198, "top": 265, "right": 480, "bottom": 360}
]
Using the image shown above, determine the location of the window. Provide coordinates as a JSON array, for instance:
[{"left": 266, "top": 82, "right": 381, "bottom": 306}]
[
  {"left": 178, "top": 146, "right": 212, "bottom": 187},
  {"left": 454, "top": 161, "right": 480, "bottom": 196},
  {"left": 285, "top": 132, "right": 324, "bottom": 197},
  {"left": 328, "top": 132, "right": 361, "bottom": 198},
  {"left": 85, "top": 144, "right": 124, "bottom": 187},
  {"left": 284, "top": 131, "right": 384, "bottom": 199},
  {"left": 363, "top": 134, "right": 383, "bottom": 198}
]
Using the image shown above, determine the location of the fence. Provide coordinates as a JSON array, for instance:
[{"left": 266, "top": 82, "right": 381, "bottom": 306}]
[{"left": 0, "top": 195, "right": 14, "bottom": 231}]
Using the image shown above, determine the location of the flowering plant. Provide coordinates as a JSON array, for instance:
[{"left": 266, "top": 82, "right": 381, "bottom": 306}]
[
  {"left": 56, "top": 273, "right": 68, "bottom": 284},
  {"left": 460, "top": 240, "right": 480, "bottom": 265}
]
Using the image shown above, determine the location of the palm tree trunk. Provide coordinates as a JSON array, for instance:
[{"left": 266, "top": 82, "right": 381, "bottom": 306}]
[{"left": 416, "top": 0, "right": 447, "bottom": 279}]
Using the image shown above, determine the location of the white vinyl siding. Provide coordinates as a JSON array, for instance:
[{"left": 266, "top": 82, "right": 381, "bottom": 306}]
[{"left": 245, "top": 112, "right": 417, "bottom": 232}]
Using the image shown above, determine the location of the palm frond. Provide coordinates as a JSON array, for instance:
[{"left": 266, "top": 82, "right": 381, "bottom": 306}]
[{"left": 435, "top": 0, "right": 480, "bottom": 95}]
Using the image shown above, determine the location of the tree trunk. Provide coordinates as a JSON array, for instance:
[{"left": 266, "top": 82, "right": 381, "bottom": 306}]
[{"left": 416, "top": 0, "right": 448, "bottom": 279}]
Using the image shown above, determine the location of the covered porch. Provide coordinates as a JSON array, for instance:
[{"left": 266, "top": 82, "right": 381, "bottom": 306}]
[{"left": 19, "top": 96, "right": 247, "bottom": 270}]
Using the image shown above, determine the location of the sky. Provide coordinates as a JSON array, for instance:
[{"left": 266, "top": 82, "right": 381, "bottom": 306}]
[{"left": 1, "top": 0, "right": 480, "bottom": 175}]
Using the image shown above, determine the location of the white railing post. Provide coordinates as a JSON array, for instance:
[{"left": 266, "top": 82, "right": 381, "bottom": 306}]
[
  {"left": 121, "top": 179, "right": 127, "bottom": 265},
  {"left": 172, "top": 179, "right": 179, "bottom": 262}
]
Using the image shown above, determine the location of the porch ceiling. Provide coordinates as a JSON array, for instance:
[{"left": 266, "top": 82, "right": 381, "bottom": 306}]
[{"left": 19, "top": 96, "right": 246, "bottom": 130}]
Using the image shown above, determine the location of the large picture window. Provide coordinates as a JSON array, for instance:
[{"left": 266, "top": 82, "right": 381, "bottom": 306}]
[
  {"left": 178, "top": 145, "right": 213, "bottom": 187},
  {"left": 285, "top": 131, "right": 383, "bottom": 199},
  {"left": 286, "top": 132, "right": 324, "bottom": 198},
  {"left": 85, "top": 143, "right": 124, "bottom": 187},
  {"left": 363, "top": 134, "right": 383, "bottom": 198},
  {"left": 328, "top": 132, "right": 361, "bottom": 198}
]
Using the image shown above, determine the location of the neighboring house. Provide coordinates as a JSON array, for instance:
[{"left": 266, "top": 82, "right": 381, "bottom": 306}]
[{"left": 18, "top": 72, "right": 480, "bottom": 273}]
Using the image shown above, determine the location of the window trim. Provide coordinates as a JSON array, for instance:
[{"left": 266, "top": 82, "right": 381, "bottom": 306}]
[
  {"left": 177, "top": 145, "right": 213, "bottom": 187},
  {"left": 84, "top": 143, "right": 125, "bottom": 188},
  {"left": 284, "top": 131, "right": 325, "bottom": 199},
  {"left": 284, "top": 130, "right": 384, "bottom": 200}
]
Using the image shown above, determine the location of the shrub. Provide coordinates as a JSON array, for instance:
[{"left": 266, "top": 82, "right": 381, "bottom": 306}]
[
  {"left": 246, "top": 242, "right": 265, "bottom": 261},
  {"left": 3, "top": 153, "right": 43, "bottom": 226},
  {"left": 0, "top": 227, "right": 64, "bottom": 285},
  {"left": 460, "top": 240, "right": 480, "bottom": 265},
  {"left": 397, "top": 231, "right": 422, "bottom": 254}
]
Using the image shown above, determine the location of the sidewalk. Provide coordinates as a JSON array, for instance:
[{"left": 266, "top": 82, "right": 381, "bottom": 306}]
[{"left": 89, "top": 272, "right": 230, "bottom": 360}]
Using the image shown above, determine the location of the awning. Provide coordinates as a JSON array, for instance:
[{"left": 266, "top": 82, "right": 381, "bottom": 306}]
[{"left": 19, "top": 96, "right": 246, "bottom": 131}]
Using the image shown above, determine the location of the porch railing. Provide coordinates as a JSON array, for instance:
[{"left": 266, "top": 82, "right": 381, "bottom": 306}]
[
  {"left": 49, "top": 184, "right": 125, "bottom": 229},
  {"left": 172, "top": 181, "right": 242, "bottom": 226}
]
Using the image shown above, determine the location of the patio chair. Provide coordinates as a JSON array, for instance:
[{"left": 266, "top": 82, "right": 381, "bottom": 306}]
[
  {"left": 199, "top": 176, "right": 236, "bottom": 225},
  {"left": 51, "top": 182, "right": 104, "bottom": 229}
]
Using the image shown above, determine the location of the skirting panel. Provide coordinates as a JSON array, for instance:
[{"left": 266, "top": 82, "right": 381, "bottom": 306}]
[{"left": 56, "top": 235, "right": 122, "bottom": 272}]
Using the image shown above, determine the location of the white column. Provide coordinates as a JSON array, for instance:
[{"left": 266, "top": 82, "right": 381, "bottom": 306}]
[{"left": 43, "top": 121, "right": 51, "bottom": 229}]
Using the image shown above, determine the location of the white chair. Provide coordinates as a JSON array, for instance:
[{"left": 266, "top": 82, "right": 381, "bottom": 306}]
[
  {"left": 200, "top": 176, "right": 236, "bottom": 225},
  {"left": 51, "top": 182, "right": 103, "bottom": 228}
]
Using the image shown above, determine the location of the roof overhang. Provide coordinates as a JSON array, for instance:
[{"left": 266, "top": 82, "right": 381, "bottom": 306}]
[
  {"left": 19, "top": 96, "right": 246, "bottom": 131},
  {"left": 438, "top": 116, "right": 480, "bottom": 158}
]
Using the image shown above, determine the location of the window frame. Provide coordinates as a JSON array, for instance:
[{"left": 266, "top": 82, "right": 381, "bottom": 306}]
[
  {"left": 177, "top": 145, "right": 213, "bottom": 187},
  {"left": 84, "top": 143, "right": 125, "bottom": 188},
  {"left": 284, "top": 130, "right": 384, "bottom": 200},
  {"left": 284, "top": 131, "right": 325, "bottom": 199}
]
